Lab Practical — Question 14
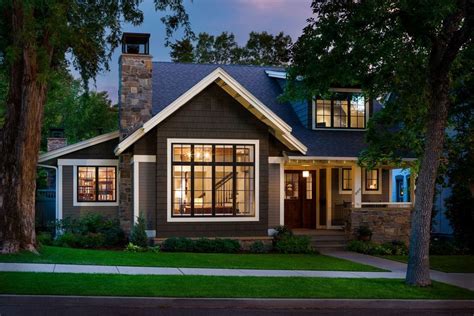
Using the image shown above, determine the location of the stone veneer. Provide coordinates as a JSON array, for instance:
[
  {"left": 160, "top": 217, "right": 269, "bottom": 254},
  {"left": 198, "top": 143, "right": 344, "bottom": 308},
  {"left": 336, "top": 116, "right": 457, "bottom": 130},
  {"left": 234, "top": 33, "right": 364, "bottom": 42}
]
[
  {"left": 47, "top": 137, "right": 67, "bottom": 152},
  {"left": 119, "top": 54, "right": 153, "bottom": 139},
  {"left": 118, "top": 53, "right": 153, "bottom": 232},
  {"left": 346, "top": 208, "right": 412, "bottom": 245}
]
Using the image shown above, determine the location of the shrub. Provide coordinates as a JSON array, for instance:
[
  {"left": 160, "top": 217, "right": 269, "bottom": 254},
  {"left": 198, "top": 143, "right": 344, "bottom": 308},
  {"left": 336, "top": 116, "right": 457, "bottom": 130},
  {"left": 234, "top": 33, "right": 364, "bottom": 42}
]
[
  {"left": 161, "top": 237, "right": 195, "bottom": 252},
  {"left": 148, "top": 245, "right": 161, "bottom": 253},
  {"left": 356, "top": 226, "right": 372, "bottom": 240},
  {"left": 274, "top": 235, "right": 313, "bottom": 254},
  {"left": 161, "top": 237, "right": 241, "bottom": 253},
  {"left": 124, "top": 242, "right": 147, "bottom": 252},
  {"left": 36, "top": 232, "right": 53, "bottom": 246},
  {"left": 78, "top": 232, "right": 106, "bottom": 248},
  {"left": 52, "top": 214, "right": 125, "bottom": 248},
  {"left": 347, "top": 240, "right": 408, "bottom": 256},
  {"left": 249, "top": 240, "right": 268, "bottom": 253},
  {"left": 430, "top": 238, "right": 461, "bottom": 255},
  {"left": 130, "top": 215, "right": 148, "bottom": 248},
  {"left": 274, "top": 225, "right": 293, "bottom": 238},
  {"left": 54, "top": 232, "right": 80, "bottom": 248}
]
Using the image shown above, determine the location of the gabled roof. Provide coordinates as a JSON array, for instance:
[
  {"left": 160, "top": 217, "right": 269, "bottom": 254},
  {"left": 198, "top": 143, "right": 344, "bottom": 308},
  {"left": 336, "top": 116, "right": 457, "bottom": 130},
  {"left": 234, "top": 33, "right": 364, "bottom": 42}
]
[
  {"left": 38, "top": 131, "right": 119, "bottom": 163},
  {"left": 115, "top": 67, "right": 307, "bottom": 155}
]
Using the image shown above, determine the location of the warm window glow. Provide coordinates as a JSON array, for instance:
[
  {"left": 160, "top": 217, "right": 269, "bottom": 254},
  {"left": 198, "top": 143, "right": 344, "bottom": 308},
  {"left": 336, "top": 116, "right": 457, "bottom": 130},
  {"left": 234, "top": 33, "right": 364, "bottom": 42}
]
[
  {"left": 315, "top": 93, "right": 366, "bottom": 129},
  {"left": 77, "top": 166, "right": 116, "bottom": 202},
  {"left": 285, "top": 173, "right": 299, "bottom": 199},
  {"left": 342, "top": 168, "right": 352, "bottom": 191},
  {"left": 172, "top": 143, "right": 256, "bottom": 217},
  {"left": 365, "top": 169, "right": 379, "bottom": 191}
]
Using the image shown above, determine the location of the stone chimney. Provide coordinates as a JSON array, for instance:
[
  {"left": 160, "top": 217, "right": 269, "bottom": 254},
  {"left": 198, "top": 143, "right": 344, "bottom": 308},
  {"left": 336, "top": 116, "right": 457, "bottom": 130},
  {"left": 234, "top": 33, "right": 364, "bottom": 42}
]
[
  {"left": 47, "top": 128, "right": 67, "bottom": 151},
  {"left": 119, "top": 33, "right": 153, "bottom": 140}
]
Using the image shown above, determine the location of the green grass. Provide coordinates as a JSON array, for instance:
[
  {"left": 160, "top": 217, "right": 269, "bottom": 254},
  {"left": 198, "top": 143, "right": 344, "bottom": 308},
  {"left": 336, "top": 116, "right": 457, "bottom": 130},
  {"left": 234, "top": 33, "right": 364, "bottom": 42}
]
[
  {"left": 0, "top": 246, "right": 384, "bottom": 271},
  {"left": 0, "top": 272, "right": 472, "bottom": 299},
  {"left": 383, "top": 255, "right": 474, "bottom": 273}
]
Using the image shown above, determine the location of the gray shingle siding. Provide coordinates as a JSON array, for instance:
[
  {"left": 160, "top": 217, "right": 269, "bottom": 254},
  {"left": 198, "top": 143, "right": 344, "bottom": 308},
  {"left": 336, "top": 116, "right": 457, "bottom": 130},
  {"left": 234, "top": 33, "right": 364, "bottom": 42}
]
[
  {"left": 153, "top": 83, "right": 270, "bottom": 237},
  {"left": 268, "top": 163, "right": 281, "bottom": 228},
  {"left": 138, "top": 162, "right": 156, "bottom": 230}
]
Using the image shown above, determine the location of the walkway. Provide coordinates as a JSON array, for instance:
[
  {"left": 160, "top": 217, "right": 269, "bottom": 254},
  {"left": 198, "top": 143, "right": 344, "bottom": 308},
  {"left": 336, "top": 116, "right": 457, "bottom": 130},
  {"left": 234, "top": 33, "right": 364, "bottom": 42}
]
[
  {"left": 0, "top": 251, "right": 472, "bottom": 291},
  {"left": 322, "top": 251, "right": 474, "bottom": 291}
]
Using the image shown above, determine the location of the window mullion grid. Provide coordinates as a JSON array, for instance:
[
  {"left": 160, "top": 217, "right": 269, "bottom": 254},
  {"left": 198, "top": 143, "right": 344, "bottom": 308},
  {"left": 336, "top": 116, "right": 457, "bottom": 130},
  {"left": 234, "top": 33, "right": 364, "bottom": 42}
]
[
  {"left": 232, "top": 145, "right": 237, "bottom": 216},
  {"left": 190, "top": 144, "right": 195, "bottom": 217},
  {"left": 212, "top": 145, "right": 216, "bottom": 216},
  {"left": 95, "top": 167, "right": 99, "bottom": 202}
]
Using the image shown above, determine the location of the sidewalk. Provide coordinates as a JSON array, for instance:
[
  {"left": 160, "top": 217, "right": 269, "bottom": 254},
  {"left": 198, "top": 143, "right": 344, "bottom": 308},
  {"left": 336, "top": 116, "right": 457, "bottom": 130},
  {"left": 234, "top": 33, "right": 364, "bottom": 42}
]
[
  {"left": 322, "top": 251, "right": 474, "bottom": 291},
  {"left": 0, "top": 251, "right": 472, "bottom": 291}
]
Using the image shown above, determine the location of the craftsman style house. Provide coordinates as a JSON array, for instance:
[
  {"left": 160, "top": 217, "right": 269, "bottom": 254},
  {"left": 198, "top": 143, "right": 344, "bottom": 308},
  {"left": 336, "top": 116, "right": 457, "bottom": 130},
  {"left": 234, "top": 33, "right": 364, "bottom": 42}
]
[{"left": 38, "top": 33, "right": 414, "bottom": 244}]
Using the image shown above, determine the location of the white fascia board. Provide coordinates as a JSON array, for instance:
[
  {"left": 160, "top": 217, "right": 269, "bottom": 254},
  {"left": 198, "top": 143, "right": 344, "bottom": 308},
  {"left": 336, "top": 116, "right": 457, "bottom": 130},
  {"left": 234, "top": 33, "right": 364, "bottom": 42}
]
[
  {"left": 39, "top": 131, "right": 119, "bottom": 163},
  {"left": 115, "top": 67, "right": 305, "bottom": 155},
  {"left": 265, "top": 70, "right": 287, "bottom": 79}
]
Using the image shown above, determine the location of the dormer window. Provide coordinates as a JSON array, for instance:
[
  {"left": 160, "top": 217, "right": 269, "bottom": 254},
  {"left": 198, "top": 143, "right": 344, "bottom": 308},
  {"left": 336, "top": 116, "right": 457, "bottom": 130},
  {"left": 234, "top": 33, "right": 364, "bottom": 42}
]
[{"left": 313, "top": 92, "right": 367, "bottom": 129}]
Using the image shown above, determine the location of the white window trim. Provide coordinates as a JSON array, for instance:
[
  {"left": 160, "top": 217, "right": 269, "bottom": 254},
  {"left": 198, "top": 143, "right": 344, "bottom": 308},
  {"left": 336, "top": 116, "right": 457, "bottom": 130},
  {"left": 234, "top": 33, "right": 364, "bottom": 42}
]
[
  {"left": 58, "top": 159, "right": 120, "bottom": 207},
  {"left": 339, "top": 167, "right": 353, "bottom": 195},
  {"left": 167, "top": 138, "right": 260, "bottom": 223},
  {"left": 362, "top": 168, "right": 382, "bottom": 194}
]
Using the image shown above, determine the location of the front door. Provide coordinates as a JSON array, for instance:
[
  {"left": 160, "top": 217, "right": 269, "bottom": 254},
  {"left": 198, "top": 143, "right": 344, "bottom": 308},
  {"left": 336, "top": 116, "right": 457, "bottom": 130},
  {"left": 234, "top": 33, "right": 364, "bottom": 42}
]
[{"left": 284, "top": 171, "right": 316, "bottom": 229}]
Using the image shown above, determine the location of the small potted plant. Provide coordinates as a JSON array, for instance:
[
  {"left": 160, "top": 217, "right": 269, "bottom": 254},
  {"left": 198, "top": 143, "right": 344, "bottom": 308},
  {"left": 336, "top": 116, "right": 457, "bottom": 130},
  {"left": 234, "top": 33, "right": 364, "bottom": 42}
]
[{"left": 357, "top": 226, "right": 372, "bottom": 241}]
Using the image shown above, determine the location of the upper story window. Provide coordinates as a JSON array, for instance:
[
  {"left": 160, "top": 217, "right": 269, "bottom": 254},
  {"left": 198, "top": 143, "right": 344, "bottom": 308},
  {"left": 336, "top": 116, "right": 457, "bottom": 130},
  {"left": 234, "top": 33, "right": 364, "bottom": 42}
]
[
  {"left": 314, "top": 92, "right": 367, "bottom": 129},
  {"left": 77, "top": 166, "right": 117, "bottom": 202}
]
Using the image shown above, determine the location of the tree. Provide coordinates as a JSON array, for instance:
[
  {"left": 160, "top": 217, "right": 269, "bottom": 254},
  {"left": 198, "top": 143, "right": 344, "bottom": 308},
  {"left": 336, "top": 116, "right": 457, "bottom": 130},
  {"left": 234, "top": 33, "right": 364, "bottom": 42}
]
[
  {"left": 41, "top": 70, "right": 117, "bottom": 150},
  {"left": 170, "top": 38, "right": 194, "bottom": 63},
  {"left": 169, "top": 31, "right": 292, "bottom": 66},
  {"left": 286, "top": 1, "right": 473, "bottom": 286},
  {"left": 244, "top": 31, "right": 292, "bottom": 66},
  {"left": 0, "top": 0, "right": 191, "bottom": 254}
]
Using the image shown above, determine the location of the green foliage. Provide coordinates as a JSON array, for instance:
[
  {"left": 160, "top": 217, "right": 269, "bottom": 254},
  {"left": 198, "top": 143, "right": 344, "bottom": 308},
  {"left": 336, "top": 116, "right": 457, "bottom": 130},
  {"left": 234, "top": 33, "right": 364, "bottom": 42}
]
[
  {"left": 53, "top": 214, "right": 125, "bottom": 248},
  {"left": 248, "top": 241, "right": 269, "bottom": 254},
  {"left": 161, "top": 237, "right": 195, "bottom": 252},
  {"left": 124, "top": 242, "right": 147, "bottom": 253},
  {"left": 429, "top": 238, "right": 464, "bottom": 255},
  {"left": 39, "top": 69, "right": 118, "bottom": 151},
  {"left": 347, "top": 240, "right": 408, "bottom": 256},
  {"left": 36, "top": 232, "right": 53, "bottom": 246},
  {"left": 356, "top": 226, "right": 373, "bottom": 238},
  {"left": 273, "top": 225, "right": 294, "bottom": 238},
  {"left": 170, "top": 31, "right": 292, "bottom": 66},
  {"left": 274, "top": 235, "right": 313, "bottom": 254},
  {"left": 130, "top": 215, "right": 148, "bottom": 248},
  {"left": 161, "top": 237, "right": 241, "bottom": 253}
]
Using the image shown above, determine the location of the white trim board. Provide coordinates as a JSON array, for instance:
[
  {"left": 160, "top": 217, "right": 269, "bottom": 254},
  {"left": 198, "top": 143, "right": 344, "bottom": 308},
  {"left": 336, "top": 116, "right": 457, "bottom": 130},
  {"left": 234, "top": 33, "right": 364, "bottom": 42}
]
[
  {"left": 38, "top": 131, "right": 119, "bottom": 163},
  {"left": 115, "top": 67, "right": 307, "bottom": 156},
  {"left": 166, "top": 138, "right": 260, "bottom": 223}
]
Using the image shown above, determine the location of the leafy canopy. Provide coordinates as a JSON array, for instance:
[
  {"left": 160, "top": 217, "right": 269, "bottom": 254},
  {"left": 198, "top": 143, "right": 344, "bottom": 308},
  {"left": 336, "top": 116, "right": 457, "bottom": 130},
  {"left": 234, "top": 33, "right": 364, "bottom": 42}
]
[
  {"left": 170, "top": 31, "right": 293, "bottom": 66},
  {"left": 286, "top": 0, "right": 472, "bottom": 168}
]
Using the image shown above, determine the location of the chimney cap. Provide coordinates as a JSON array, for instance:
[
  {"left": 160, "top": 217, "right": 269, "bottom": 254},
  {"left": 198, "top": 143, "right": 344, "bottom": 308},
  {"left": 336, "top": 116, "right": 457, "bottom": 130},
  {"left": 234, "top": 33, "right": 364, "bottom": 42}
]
[{"left": 121, "top": 33, "right": 150, "bottom": 55}]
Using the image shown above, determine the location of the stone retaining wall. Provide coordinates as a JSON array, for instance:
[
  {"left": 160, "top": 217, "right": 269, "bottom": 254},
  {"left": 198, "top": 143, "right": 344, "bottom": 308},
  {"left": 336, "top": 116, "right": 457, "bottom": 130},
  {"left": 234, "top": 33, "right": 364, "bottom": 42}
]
[{"left": 346, "top": 208, "right": 412, "bottom": 244}]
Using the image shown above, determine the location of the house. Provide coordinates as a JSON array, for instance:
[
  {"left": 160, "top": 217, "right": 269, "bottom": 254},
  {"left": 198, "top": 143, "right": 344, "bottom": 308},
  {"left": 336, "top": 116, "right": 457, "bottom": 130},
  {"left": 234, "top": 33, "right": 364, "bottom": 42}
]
[{"left": 38, "top": 33, "right": 416, "bottom": 245}]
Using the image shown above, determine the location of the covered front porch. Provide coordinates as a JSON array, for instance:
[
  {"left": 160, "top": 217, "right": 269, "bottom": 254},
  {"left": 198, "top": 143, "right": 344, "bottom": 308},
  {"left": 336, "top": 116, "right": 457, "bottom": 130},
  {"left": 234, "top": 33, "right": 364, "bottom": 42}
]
[{"left": 269, "top": 156, "right": 415, "bottom": 233}]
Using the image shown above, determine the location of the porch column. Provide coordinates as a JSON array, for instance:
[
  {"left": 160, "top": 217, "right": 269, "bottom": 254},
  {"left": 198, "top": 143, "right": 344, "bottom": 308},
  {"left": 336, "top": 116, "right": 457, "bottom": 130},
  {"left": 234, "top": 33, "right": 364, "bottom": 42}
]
[
  {"left": 410, "top": 170, "right": 416, "bottom": 204},
  {"left": 326, "top": 167, "right": 332, "bottom": 227},
  {"left": 352, "top": 165, "right": 362, "bottom": 208}
]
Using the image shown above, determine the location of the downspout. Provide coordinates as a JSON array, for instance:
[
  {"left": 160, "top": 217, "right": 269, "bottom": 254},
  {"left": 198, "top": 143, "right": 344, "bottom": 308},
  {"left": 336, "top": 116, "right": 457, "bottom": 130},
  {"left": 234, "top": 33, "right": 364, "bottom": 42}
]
[{"left": 37, "top": 164, "right": 59, "bottom": 224}]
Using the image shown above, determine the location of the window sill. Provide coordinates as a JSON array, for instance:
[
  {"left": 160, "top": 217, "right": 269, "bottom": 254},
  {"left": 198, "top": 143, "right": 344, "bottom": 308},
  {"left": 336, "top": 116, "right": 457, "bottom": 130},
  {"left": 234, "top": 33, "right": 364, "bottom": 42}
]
[
  {"left": 312, "top": 128, "right": 367, "bottom": 132},
  {"left": 73, "top": 201, "right": 119, "bottom": 207},
  {"left": 167, "top": 216, "right": 259, "bottom": 223}
]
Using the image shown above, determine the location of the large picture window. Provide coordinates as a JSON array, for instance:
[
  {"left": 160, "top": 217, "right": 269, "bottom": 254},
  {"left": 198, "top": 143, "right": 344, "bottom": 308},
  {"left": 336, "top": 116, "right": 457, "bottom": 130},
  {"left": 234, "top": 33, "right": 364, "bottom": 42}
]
[
  {"left": 172, "top": 143, "right": 256, "bottom": 217},
  {"left": 77, "top": 166, "right": 116, "bottom": 202},
  {"left": 314, "top": 93, "right": 367, "bottom": 129}
]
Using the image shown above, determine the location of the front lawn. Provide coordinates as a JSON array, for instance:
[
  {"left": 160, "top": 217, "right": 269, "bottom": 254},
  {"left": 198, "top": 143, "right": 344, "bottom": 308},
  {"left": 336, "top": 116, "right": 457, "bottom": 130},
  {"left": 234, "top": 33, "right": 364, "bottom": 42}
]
[
  {"left": 0, "top": 246, "right": 384, "bottom": 271},
  {"left": 0, "top": 272, "right": 472, "bottom": 299},
  {"left": 383, "top": 255, "right": 474, "bottom": 273}
]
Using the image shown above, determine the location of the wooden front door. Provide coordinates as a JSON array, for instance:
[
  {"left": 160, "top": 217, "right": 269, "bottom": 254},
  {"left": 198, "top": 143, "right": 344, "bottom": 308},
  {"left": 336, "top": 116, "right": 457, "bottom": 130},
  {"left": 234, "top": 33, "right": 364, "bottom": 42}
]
[{"left": 284, "top": 171, "right": 316, "bottom": 229}]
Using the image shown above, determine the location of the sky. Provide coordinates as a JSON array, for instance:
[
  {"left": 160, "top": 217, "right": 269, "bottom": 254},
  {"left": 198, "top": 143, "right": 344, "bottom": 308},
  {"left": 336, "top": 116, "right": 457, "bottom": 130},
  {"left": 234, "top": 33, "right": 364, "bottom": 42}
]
[{"left": 85, "top": 0, "right": 312, "bottom": 103}]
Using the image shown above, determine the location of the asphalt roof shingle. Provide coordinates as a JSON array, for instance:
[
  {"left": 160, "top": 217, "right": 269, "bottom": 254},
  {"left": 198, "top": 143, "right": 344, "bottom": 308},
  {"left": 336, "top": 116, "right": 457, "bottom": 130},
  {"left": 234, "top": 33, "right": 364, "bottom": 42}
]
[{"left": 152, "top": 62, "right": 368, "bottom": 157}]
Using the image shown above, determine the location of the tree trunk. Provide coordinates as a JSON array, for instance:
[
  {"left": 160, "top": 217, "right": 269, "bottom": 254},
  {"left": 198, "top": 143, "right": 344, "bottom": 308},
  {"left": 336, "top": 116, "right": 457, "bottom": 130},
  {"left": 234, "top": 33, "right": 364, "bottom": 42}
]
[
  {"left": 405, "top": 78, "right": 450, "bottom": 286},
  {"left": 0, "top": 3, "right": 49, "bottom": 254}
]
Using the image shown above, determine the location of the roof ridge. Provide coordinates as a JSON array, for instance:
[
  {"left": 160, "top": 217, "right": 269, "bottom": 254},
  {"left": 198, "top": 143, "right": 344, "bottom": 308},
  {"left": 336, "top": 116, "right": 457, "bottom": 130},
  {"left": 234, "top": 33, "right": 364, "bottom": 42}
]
[{"left": 152, "top": 61, "right": 286, "bottom": 70}]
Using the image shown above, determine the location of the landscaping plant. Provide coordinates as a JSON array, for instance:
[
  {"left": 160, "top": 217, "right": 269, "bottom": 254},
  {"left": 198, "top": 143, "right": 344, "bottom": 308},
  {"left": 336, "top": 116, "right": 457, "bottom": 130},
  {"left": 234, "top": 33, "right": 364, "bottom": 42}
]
[{"left": 130, "top": 215, "right": 149, "bottom": 248}]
